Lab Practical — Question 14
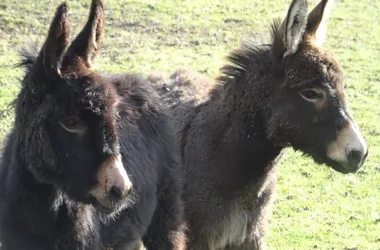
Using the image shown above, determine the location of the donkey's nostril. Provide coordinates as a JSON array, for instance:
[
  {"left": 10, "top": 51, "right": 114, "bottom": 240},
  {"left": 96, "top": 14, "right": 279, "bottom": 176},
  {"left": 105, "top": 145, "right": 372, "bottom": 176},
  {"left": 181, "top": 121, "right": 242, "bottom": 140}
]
[
  {"left": 109, "top": 186, "right": 124, "bottom": 202},
  {"left": 347, "top": 149, "right": 363, "bottom": 169},
  {"left": 109, "top": 185, "right": 132, "bottom": 202}
]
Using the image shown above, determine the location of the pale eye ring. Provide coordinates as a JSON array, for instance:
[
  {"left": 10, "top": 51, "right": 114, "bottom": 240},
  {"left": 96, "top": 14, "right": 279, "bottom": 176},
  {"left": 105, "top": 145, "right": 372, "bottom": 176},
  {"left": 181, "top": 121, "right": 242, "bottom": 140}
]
[
  {"left": 299, "top": 88, "right": 325, "bottom": 102},
  {"left": 59, "top": 116, "right": 86, "bottom": 134}
]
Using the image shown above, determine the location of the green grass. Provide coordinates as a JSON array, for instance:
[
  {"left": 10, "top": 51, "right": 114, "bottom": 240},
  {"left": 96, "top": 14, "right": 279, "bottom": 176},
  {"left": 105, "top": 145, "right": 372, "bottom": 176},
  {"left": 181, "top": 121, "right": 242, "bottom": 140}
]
[{"left": 0, "top": 0, "right": 379, "bottom": 249}]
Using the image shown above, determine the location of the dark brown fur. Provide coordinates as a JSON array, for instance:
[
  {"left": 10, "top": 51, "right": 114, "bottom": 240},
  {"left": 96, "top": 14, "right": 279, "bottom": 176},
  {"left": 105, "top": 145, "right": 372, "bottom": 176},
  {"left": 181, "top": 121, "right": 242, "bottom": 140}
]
[
  {"left": 0, "top": 1, "right": 185, "bottom": 249},
  {"left": 151, "top": 0, "right": 367, "bottom": 249}
]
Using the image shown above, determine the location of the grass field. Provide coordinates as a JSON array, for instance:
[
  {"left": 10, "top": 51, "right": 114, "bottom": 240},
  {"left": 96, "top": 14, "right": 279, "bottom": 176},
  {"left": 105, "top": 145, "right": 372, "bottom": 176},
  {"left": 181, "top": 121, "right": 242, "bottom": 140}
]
[{"left": 0, "top": 0, "right": 379, "bottom": 249}]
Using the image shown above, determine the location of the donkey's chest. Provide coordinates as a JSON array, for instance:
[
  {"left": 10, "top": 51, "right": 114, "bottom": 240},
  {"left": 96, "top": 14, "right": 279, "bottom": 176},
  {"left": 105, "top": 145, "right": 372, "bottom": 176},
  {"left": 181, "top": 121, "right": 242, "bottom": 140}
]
[
  {"left": 206, "top": 171, "right": 276, "bottom": 249},
  {"left": 207, "top": 203, "right": 250, "bottom": 249}
]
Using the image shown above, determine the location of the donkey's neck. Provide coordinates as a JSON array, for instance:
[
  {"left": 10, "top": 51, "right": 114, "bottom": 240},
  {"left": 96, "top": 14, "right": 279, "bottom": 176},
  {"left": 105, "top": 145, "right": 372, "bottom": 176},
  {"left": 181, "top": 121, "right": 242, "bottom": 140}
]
[{"left": 197, "top": 49, "right": 283, "bottom": 194}]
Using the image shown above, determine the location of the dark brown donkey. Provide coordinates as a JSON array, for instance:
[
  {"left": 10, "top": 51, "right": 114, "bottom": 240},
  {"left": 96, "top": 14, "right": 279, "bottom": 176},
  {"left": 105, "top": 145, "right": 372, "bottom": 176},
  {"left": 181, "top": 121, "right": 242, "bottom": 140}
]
[
  {"left": 151, "top": 0, "right": 368, "bottom": 249},
  {"left": 0, "top": 1, "right": 185, "bottom": 249}
]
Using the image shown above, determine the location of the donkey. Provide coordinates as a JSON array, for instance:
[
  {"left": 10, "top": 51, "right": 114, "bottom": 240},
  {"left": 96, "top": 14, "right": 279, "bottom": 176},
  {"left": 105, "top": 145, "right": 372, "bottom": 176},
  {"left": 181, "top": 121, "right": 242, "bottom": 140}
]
[
  {"left": 0, "top": 1, "right": 185, "bottom": 249},
  {"left": 150, "top": 0, "right": 368, "bottom": 249}
]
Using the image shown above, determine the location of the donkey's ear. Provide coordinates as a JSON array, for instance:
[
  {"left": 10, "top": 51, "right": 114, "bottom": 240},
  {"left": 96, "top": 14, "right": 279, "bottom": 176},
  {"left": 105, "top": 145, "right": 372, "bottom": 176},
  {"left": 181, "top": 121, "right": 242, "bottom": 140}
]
[
  {"left": 36, "top": 2, "right": 70, "bottom": 75},
  {"left": 280, "top": 0, "right": 308, "bottom": 57},
  {"left": 305, "top": 0, "right": 334, "bottom": 46},
  {"left": 63, "top": 0, "right": 103, "bottom": 68}
]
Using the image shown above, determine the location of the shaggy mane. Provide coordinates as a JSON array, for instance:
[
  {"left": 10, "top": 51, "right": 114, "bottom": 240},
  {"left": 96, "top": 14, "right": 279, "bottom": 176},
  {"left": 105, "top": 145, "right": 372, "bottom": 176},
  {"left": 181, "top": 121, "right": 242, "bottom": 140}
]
[
  {"left": 216, "top": 18, "right": 284, "bottom": 86},
  {"left": 16, "top": 44, "right": 40, "bottom": 70}
]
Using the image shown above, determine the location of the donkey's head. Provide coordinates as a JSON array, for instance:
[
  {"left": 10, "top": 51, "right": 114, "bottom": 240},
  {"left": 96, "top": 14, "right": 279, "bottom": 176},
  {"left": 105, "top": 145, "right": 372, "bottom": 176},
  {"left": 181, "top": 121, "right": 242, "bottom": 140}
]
[
  {"left": 267, "top": 0, "right": 367, "bottom": 173},
  {"left": 16, "top": 0, "right": 131, "bottom": 213}
]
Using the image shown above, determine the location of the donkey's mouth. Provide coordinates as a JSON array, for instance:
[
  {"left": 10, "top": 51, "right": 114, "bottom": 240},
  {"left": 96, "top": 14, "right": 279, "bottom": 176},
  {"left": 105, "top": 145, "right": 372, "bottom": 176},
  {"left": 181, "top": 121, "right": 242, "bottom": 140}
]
[
  {"left": 305, "top": 151, "right": 357, "bottom": 174},
  {"left": 89, "top": 196, "right": 116, "bottom": 214},
  {"left": 326, "top": 160, "right": 358, "bottom": 174}
]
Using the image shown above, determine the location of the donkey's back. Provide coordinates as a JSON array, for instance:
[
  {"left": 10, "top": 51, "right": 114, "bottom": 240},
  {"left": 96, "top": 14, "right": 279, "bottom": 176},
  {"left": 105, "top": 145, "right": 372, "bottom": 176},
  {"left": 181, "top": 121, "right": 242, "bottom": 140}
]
[{"left": 149, "top": 69, "right": 214, "bottom": 108}]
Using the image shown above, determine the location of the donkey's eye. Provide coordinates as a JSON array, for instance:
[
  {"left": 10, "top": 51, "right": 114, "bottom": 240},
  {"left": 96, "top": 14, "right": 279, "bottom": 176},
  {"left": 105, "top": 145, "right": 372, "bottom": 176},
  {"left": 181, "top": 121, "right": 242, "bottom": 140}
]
[
  {"left": 299, "top": 89, "right": 324, "bottom": 102},
  {"left": 59, "top": 116, "right": 86, "bottom": 133}
]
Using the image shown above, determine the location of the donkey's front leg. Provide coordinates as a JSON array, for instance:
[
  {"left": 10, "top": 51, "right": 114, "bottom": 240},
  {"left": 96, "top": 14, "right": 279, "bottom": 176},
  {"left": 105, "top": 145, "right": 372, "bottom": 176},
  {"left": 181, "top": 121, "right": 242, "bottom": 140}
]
[
  {"left": 142, "top": 210, "right": 186, "bottom": 250},
  {"left": 142, "top": 195, "right": 186, "bottom": 250}
]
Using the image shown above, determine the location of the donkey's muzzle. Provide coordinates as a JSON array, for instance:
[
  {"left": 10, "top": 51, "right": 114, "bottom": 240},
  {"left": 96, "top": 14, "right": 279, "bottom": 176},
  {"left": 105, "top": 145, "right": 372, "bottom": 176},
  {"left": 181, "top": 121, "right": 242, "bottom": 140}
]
[
  {"left": 89, "top": 154, "right": 133, "bottom": 214},
  {"left": 326, "top": 122, "right": 368, "bottom": 173}
]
